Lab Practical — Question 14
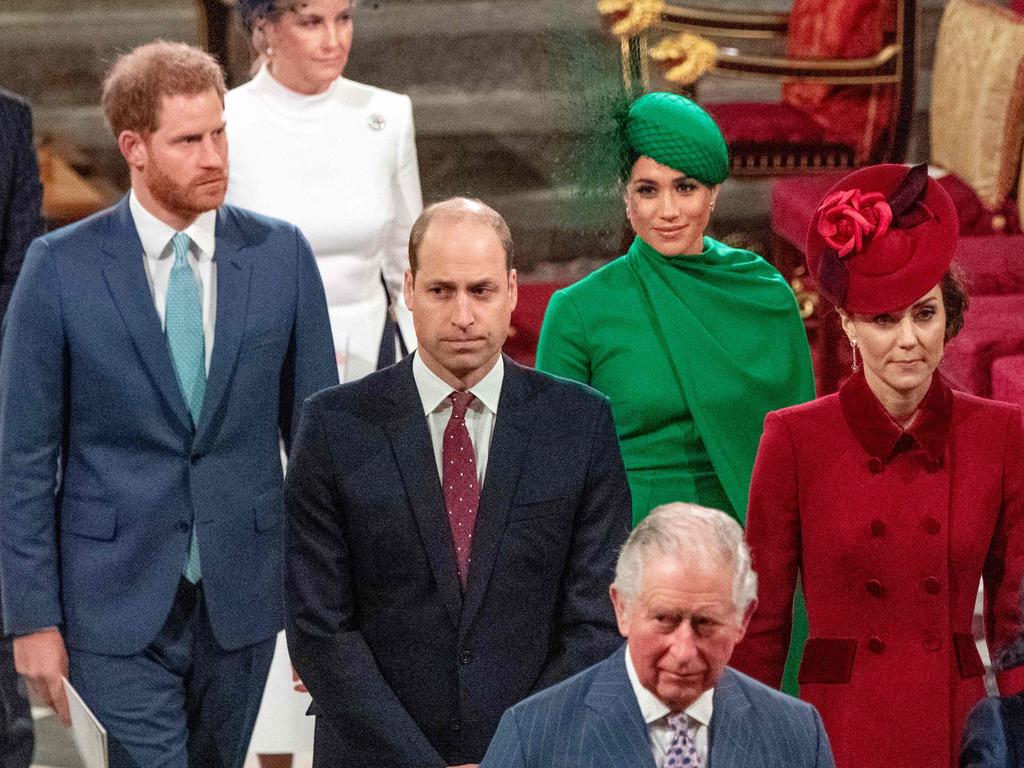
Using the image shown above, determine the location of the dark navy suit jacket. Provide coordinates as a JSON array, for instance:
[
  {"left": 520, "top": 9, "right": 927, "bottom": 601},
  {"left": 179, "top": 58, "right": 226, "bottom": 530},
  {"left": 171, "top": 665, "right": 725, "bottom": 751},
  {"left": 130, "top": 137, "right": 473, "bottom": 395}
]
[
  {"left": 285, "top": 355, "right": 632, "bottom": 766},
  {"left": 482, "top": 645, "right": 835, "bottom": 768},
  {"left": 0, "top": 88, "right": 43, "bottom": 322},
  {"left": 0, "top": 197, "right": 337, "bottom": 654}
]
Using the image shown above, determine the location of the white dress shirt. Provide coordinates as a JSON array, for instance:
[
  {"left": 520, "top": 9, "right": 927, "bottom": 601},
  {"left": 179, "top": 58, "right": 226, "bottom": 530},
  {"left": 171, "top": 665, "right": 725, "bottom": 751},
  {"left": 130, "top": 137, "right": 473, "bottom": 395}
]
[
  {"left": 412, "top": 352, "right": 503, "bottom": 486},
  {"left": 625, "top": 645, "right": 714, "bottom": 767},
  {"left": 130, "top": 191, "right": 217, "bottom": 374}
]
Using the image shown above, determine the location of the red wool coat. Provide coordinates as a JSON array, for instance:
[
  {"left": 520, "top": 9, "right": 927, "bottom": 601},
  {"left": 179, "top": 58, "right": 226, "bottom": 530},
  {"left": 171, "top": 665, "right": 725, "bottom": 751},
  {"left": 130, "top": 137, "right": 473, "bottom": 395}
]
[{"left": 732, "top": 371, "right": 1024, "bottom": 768}]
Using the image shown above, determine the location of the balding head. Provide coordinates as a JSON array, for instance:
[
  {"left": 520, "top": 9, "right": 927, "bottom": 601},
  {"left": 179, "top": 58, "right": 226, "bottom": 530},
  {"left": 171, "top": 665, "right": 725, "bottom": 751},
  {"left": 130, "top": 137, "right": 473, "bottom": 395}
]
[{"left": 408, "top": 197, "right": 515, "bottom": 277}]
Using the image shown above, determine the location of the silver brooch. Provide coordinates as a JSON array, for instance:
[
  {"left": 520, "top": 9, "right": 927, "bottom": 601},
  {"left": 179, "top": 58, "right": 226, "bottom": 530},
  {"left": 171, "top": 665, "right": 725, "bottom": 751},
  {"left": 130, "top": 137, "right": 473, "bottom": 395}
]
[{"left": 368, "top": 113, "right": 385, "bottom": 131}]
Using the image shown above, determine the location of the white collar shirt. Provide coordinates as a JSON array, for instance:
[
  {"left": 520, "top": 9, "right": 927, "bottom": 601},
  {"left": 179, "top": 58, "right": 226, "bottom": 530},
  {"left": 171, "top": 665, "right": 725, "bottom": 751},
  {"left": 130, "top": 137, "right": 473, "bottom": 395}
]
[
  {"left": 625, "top": 645, "right": 715, "bottom": 767},
  {"left": 130, "top": 190, "right": 218, "bottom": 373},
  {"left": 412, "top": 352, "right": 503, "bottom": 486}
]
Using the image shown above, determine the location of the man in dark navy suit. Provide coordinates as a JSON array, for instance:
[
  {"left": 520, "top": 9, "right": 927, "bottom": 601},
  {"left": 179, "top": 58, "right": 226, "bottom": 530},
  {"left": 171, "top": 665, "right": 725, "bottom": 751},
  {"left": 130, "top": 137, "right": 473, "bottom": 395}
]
[
  {"left": 0, "top": 86, "right": 43, "bottom": 768},
  {"left": 482, "top": 503, "right": 835, "bottom": 768},
  {"left": 0, "top": 42, "right": 337, "bottom": 768},
  {"left": 285, "top": 197, "right": 632, "bottom": 767}
]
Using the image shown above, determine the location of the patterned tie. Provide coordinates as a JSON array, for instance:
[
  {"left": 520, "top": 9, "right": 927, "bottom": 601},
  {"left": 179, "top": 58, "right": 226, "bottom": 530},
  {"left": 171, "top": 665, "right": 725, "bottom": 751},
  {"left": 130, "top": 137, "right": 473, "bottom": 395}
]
[
  {"left": 665, "top": 712, "right": 704, "bottom": 768},
  {"left": 442, "top": 391, "right": 480, "bottom": 586},
  {"left": 165, "top": 231, "right": 206, "bottom": 583}
]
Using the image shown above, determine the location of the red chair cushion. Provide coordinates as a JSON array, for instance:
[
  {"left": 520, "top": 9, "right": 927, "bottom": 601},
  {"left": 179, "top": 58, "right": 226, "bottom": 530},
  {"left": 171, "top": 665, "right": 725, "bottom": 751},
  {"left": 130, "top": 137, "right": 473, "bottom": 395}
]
[
  {"left": 705, "top": 102, "right": 827, "bottom": 145},
  {"left": 953, "top": 235, "right": 1024, "bottom": 295},
  {"left": 992, "top": 354, "right": 1024, "bottom": 407},
  {"left": 783, "top": 0, "right": 898, "bottom": 161},
  {"left": 942, "top": 294, "right": 1024, "bottom": 395}
]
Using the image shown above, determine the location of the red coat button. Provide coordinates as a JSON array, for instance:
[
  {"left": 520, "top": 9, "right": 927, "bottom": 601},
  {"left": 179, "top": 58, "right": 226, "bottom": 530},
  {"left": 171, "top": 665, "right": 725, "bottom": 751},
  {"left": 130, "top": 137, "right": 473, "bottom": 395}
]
[
  {"left": 924, "top": 577, "right": 941, "bottom": 594},
  {"left": 867, "top": 457, "right": 884, "bottom": 473},
  {"left": 867, "top": 637, "right": 885, "bottom": 653},
  {"left": 923, "top": 517, "right": 941, "bottom": 534},
  {"left": 924, "top": 634, "right": 942, "bottom": 651},
  {"left": 866, "top": 579, "right": 886, "bottom": 597},
  {"left": 870, "top": 520, "right": 886, "bottom": 537}
]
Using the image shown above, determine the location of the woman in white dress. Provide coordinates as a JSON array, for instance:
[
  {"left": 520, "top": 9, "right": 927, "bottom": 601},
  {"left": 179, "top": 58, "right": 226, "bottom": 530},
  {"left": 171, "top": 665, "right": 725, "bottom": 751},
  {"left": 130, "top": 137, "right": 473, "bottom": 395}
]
[
  {"left": 227, "top": 0, "right": 422, "bottom": 385},
  {"left": 224, "top": 1, "right": 423, "bottom": 764}
]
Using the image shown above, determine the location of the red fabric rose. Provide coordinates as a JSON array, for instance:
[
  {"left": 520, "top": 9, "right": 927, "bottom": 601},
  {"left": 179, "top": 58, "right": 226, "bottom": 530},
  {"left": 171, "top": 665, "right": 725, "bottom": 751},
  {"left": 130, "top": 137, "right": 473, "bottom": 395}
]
[{"left": 815, "top": 189, "right": 893, "bottom": 257}]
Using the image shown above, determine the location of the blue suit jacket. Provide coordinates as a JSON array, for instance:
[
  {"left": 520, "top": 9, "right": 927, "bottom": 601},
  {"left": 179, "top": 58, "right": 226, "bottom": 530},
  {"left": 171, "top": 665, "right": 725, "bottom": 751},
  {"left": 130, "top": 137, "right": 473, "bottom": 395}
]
[
  {"left": 285, "top": 355, "right": 632, "bottom": 766},
  {"left": 0, "top": 88, "right": 43, "bottom": 322},
  {"left": 481, "top": 645, "right": 835, "bottom": 768},
  {"left": 0, "top": 196, "right": 337, "bottom": 654}
]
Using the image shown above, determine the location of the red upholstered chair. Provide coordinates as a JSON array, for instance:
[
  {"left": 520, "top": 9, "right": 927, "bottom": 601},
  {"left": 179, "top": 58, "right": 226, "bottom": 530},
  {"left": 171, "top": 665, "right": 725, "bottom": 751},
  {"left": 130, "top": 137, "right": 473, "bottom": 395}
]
[
  {"left": 503, "top": 282, "right": 566, "bottom": 367},
  {"left": 609, "top": 0, "right": 916, "bottom": 176}
]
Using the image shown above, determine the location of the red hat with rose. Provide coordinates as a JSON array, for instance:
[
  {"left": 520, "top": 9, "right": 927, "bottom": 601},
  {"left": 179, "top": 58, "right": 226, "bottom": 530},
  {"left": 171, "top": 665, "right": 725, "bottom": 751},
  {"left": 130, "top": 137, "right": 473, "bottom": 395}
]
[{"left": 805, "top": 163, "right": 960, "bottom": 314}]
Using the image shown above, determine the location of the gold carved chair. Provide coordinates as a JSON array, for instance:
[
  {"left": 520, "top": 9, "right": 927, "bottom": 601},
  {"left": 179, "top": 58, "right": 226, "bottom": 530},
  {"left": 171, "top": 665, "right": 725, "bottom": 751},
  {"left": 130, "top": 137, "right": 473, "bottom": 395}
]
[{"left": 600, "top": 0, "right": 917, "bottom": 177}]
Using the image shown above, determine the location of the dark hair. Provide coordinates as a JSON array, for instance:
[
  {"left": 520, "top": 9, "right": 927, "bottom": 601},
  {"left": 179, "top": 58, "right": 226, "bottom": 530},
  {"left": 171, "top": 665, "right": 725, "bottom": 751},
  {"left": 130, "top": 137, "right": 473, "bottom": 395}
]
[
  {"left": 238, "top": 0, "right": 359, "bottom": 32},
  {"left": 237, "top": 0, "right": 287, "bottom": 32},
  {"left": 101, "top": 40, "right": 225, "bottom": 137},
  {"left": 408, "top": 198, "right": 515, "bottom": 276},
  {"left": 940, "top": 266, "right": 969, "bottom": 341}
]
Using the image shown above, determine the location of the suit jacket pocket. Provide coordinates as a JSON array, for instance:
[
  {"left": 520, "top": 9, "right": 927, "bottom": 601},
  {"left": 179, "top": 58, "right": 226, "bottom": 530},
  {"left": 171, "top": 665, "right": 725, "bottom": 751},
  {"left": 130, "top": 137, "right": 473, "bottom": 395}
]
[
  {"left": 62, "top": 501, "right": 116, "bottom": 541},
  {"left": 798, "top": 637, "right": 857, "bottom": 684},
  {"left": 253, "top": 488, "right": 284, "bottom": 532}
]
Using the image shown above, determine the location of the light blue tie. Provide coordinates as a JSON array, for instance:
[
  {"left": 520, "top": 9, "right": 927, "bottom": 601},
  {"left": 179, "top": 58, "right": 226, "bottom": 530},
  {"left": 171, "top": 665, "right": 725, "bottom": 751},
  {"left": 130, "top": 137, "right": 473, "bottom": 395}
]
[{"left": 166, "top": 231, "right": 206, "bottom": 583}]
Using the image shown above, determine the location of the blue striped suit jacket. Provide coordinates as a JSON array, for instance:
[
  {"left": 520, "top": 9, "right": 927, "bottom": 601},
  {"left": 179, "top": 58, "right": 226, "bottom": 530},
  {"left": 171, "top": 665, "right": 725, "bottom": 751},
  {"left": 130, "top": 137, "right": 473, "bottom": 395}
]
[{"left": 481, "top": 645, "right": 834, "bottom": 767}]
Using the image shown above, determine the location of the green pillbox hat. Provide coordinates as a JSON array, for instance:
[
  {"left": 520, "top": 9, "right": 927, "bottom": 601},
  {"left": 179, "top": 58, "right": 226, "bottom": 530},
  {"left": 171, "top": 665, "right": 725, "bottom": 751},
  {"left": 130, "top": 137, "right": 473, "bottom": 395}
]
[{"left": 625, "top": 92, "right": 729, "bottom": 185}]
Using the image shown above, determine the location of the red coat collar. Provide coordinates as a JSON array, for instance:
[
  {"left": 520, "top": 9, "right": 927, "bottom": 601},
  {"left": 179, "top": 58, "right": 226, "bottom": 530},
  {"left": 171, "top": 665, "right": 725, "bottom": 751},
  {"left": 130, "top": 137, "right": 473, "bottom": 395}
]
[{"left": 839, "top": 369, "right": 952, "bottom": 471}]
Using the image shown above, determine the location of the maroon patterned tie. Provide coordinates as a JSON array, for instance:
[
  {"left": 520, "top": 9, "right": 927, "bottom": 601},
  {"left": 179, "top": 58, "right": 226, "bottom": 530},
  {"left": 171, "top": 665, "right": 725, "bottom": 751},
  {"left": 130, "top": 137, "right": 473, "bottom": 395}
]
[{"left": 443, "top": 391, "right": 480, "bottom": 585}]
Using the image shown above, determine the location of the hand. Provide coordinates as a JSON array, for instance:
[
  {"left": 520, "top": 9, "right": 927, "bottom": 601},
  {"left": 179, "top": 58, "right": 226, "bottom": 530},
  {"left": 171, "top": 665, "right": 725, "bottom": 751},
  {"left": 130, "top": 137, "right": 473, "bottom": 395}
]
[
  {"left": 13, "top": 627, "right": 70, "bottom": 726},
  {"left": 449, "top": 764, "right": 480, "bottom": 767}
]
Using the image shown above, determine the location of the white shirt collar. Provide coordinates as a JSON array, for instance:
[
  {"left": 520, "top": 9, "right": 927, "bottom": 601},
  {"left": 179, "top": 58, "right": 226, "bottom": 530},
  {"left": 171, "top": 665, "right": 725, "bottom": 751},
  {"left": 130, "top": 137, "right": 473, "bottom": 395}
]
[
  {"left": 129, "top": 190, "right": 217, "bottom": 262},
  {"left": 412, "top": 352, "right": 503, "bottom": 416},
  {"left": 624, "top": 644, "right": 715, "bottom": 728}
]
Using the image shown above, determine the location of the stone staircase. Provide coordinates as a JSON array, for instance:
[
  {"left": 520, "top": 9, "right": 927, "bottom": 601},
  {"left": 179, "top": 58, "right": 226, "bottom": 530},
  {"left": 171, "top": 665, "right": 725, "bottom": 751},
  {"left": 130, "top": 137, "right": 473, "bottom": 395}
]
[{"left": 0, "top": 0, "right": 953, "bottom": 271}]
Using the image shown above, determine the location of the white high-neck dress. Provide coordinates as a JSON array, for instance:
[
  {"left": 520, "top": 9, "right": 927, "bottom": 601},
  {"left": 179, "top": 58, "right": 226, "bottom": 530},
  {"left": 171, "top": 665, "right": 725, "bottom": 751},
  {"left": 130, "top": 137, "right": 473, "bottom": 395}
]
[
  {"left": 226, "top": 63, "right": 422, "bottom": 384},
  {"left": 225, "top": 65, "right": 423, "bottom": 757}
]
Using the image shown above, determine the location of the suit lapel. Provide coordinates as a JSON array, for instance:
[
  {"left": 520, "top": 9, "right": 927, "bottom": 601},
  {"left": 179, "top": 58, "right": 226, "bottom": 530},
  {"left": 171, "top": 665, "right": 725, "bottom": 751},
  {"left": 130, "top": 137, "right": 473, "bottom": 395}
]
[
  {"left": 194, "top": 208, "right": 252, "bottom": 444},
  {"left": 101, "top": 198, "right": 192, "bottom": 433},
  {"left": 460, "top": 357, "right": 531, "bottom": 635},
  {"left": 384, "top": 360, "right": 463, "bottom": 628},
  {"left": 708, "top": 668, "right": 754, "bottom": 767},
  {"left": 584, "top": 647, "right": 658, "bottom": 768}
]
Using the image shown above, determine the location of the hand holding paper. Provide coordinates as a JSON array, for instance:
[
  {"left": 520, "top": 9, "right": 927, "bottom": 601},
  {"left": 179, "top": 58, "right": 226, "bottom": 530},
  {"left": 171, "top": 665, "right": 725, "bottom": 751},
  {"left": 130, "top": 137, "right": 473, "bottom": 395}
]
[{"left": 13, "top": 626, "right": 70, "bottom": 725}]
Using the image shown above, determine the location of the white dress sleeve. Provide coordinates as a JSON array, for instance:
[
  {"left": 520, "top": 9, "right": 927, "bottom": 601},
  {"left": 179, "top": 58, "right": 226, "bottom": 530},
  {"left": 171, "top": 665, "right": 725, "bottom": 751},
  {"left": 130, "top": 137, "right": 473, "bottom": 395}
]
[{"left": 383, "top": 94, "right": 422, "bottom": 351}]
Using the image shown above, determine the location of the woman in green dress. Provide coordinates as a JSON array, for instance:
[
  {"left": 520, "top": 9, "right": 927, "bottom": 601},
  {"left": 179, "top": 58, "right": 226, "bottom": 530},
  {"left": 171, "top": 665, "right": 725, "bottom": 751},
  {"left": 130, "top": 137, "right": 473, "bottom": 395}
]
[{"left": 536, "top": 91, "right": 815, "bottom": 528}]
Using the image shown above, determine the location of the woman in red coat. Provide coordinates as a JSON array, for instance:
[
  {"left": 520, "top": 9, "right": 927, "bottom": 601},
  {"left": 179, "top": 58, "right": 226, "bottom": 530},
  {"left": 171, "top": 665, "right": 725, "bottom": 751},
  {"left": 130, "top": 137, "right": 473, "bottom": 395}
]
[{"left": 731, "top": 164, "right": 1024, "bottom": 768}]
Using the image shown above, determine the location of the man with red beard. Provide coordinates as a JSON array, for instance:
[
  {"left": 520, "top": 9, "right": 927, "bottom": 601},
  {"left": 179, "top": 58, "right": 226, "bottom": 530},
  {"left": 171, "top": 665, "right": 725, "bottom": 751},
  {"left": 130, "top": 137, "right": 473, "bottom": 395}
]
[{"left": 0, "top": 41, "right": 336, "bottom": 768}]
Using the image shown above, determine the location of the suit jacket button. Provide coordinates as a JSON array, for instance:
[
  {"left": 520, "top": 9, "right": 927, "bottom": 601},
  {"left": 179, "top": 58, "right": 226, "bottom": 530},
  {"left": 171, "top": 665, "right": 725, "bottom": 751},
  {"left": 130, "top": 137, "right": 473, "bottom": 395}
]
[
  {"left": 923, "top": 517, "right": 941, "bottom": 534},
  {"left": 867, "top": 637, "right": 885, "bottom": 653},
  {"left": 459, "top": 650, "right": 473, "bottom": 665},
  {"left": 450, "top": 719, "right": 461, "bottom": 732},
  {"left": 866, "top": 579, "right": 886, "bottom": 597},
  {"left": 177, "top": 521, "right": 189, "bottom": 533},
  {"left": 867, "top": 457, "right": 883, "bottom": 473},
  {"left": 870, "top": 520, "right": 886, "bottom": 537},
  {"left": 923, "top": 577, "right": 941, "bottom": 594},
  {"left": 924, "top": 634, "right": 942, "bottom": 651}
]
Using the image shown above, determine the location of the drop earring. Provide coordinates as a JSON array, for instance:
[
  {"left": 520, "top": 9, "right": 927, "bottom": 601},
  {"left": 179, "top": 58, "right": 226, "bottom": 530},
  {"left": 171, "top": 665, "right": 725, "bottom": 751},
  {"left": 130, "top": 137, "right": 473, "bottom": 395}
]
[{"left": 850, "top": 338, "right": 859, "bottom": 373}]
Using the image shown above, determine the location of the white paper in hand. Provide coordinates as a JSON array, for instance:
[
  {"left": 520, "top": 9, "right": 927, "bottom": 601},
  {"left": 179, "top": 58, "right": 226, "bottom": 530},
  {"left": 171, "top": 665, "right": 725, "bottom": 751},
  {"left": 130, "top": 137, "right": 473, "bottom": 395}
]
[{"left": 62, "top": 676, "right": 109, "bottom": 768}]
